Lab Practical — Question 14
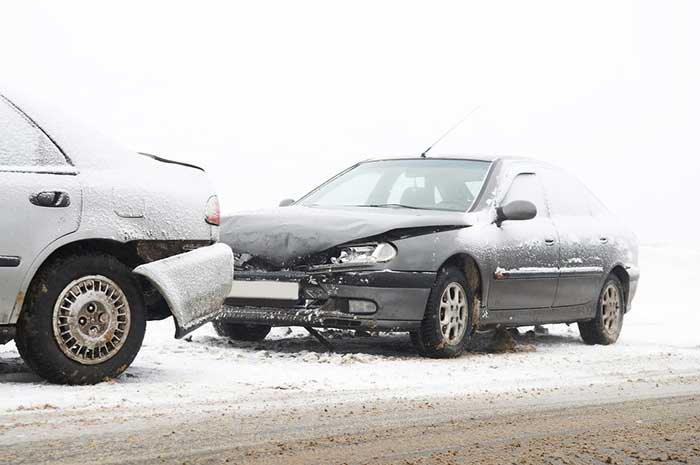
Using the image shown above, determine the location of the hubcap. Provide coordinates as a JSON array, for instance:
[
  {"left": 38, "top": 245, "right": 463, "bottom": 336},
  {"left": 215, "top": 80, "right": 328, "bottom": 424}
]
[
  {"left": 439, "top": 282, "right": 468, "bottom": 345},
  {"left": 600, "top": 282, "right": 621, "bottom": 334},
  {"left": 52, "top": 275, "right": 131, "bottom": 365}
]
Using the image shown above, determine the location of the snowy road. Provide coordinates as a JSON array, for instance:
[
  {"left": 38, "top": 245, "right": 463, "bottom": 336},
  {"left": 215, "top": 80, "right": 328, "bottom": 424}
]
[
  {"left": 2, "top": 379, "right": 700, "bottom": 464},
  {"left": 1, "top": 245, "right": 699, "bottom": 463}
]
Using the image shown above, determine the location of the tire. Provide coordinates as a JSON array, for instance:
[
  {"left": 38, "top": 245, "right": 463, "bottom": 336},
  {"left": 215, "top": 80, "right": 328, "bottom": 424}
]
[
  {"left": 15, "top": 253, "right": 146, "bottom": 385},
  {"left": 578, "top": 274, "right": 625, "bottom": 345},
  {"left": 213, "top": 321, "right": 271, "bottom": 342},
  {"left": 410, "top": 266, "right": 473, "bottom": 358}
]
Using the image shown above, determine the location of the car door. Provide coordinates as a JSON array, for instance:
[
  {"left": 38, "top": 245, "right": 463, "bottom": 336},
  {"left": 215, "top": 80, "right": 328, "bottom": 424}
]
[
  {"left": 487, "top": 171, "right": 560, "bottom": 310},
  {"left": 0, "top": 96, "right": 82, "bottom": 324},
  {"left": 540, "top": 168, "right": 605, "bottom": 307}
]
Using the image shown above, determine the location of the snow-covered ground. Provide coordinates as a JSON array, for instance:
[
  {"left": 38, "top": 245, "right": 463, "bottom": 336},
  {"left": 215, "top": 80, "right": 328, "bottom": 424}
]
[{"left": 1, "top": 245, "right": 698, "bottom": 413}]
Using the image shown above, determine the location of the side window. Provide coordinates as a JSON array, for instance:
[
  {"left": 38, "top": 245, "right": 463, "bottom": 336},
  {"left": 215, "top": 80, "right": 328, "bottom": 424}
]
[
  {"left": 502, "top": 173, "right": 549, "bottom": 218},
  {"left": 0, "top": 98, "right": 66, "bottom": 168},
  {"left": 541, "top": 169, "right": 591, "bottom": 217},
  {"left": 583, "top": 188, "right": 609, "bottom": 217}
]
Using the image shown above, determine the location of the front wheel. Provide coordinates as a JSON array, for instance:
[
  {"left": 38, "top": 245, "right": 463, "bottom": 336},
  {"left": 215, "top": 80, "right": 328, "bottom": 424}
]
[
  {"left": 15, "top": 253, "right": 146, "bottom": 384},
  {"left": 411, "top": 266, "right": 473, "bottom": 358},
  {"left": 578, "top": 275, "right": 625, "bottom": 345}
]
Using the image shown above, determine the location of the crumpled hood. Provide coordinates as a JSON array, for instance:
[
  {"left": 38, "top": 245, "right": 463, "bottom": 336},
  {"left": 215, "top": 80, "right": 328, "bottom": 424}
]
[{"left": 221, "top": 205, "right": 470, "bottom": 267}]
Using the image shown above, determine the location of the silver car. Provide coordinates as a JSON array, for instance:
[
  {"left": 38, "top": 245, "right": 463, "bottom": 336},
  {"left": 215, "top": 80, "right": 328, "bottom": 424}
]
[
  {"left": 0, "top": 94, "right": 233, "bottom": 384},
  {"left": 219, "top": 156, "right": 639, "bottom": 357}
]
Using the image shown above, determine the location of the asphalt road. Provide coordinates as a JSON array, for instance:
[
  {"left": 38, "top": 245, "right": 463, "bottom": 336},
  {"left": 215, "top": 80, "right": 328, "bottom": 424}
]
[{"left": 2, "top": 376, "right": 700, "bottom": 465}]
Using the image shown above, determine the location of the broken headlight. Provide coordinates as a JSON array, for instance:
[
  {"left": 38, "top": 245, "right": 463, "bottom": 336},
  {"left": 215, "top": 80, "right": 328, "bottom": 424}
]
[{"left": 330, "top": 243, "right": 397, "bottom": 265}]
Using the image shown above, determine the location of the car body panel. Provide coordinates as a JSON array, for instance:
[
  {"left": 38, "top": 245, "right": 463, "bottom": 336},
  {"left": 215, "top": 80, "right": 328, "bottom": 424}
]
[
  {"left": 221, "top": 205, "right": 470, "bottom": 268},
  {"left": 487, "top": 218, "right": 560, "bottom": 309},
  {"left": 220, "top": 268, "right": 431, "bottom": 330},
  {"left": 552, "top": 215, "right": 607, "bottom": 307},
  {"left": 0, "top": 170, "right": 83, "bottom": 323},
  {"left": 134, "top": 243, "right": 233, "bottom": 338}
]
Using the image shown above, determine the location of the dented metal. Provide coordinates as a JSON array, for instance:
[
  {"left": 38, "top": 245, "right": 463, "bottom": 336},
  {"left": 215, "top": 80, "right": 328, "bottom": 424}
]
[
  {"left": 221, "top": 206, "right": 470, "bottom": 268},
  {"left": 134, "top": 243, "right": 234, "bottom": 338}
]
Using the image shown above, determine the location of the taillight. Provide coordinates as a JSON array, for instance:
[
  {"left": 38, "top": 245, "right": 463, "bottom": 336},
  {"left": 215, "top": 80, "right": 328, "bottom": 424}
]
[{"left": 205, "top": 195, "right": 220, "bottom": 225}]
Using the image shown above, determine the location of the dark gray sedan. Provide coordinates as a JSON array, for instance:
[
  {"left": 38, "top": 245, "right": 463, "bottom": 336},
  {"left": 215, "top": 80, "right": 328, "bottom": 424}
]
[{"left": 219, "top": 156, "right": 639, "bottom": 358}]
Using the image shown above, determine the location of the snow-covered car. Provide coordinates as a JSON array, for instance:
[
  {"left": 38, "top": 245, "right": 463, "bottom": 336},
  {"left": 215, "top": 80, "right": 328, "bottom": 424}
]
[
  {"left": 219, "top": 156, "right": 639, "bottom": 357},
  {"left": 0, "top": 94, "right": 233, "bottom": 384}
]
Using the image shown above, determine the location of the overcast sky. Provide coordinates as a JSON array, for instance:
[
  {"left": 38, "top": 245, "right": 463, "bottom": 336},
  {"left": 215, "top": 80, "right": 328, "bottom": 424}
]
[{"left": 2, "top": 1, "right": 698, "bottom": 245}]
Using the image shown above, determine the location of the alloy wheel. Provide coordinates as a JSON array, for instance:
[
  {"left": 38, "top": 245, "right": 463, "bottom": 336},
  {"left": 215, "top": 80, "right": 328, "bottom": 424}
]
[
  {"left": 600, "top": 282, "right": 622, "bottom": 334},
  {"left": 439, "top": 282, "right": 468, "bottom": 344},
  {"left": 52, "top": 275, "right": 131, "bottom": 365}
]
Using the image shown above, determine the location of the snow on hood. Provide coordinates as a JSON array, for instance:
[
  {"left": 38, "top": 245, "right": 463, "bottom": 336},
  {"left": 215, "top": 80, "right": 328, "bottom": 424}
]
[{"left": 221, "top": 205, "right": 472, "bottom": 267}]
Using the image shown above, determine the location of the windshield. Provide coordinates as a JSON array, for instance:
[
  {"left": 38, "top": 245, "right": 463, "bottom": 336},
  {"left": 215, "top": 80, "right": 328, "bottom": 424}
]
[{"left": 299, "top": 159, "right": 491, "bottom": 212}]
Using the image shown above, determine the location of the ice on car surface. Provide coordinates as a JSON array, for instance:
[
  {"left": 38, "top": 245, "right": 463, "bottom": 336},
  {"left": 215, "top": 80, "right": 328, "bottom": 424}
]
[{"left": 0, "top": 96, "right": 66, "bottom": 167}]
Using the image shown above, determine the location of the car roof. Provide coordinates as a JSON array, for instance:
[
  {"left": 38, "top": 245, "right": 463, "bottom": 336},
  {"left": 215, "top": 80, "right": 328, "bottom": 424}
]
[{"left": 360, "top": 154, "right": 534, "bottom": 163}]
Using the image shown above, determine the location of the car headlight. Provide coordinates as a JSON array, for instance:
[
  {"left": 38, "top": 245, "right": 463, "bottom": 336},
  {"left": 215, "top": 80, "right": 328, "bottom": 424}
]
[{"left": 330, "top": 242, "right": 397, "bottom": 265}]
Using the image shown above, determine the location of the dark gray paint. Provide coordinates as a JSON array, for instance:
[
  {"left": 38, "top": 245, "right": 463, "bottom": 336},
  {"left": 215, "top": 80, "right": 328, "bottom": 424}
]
[
  {"left": 487, "top": 217, "right": 559, "bottom": 309},
  {"left": 221, "top": 156, "right": 640, "bottom": 330}
]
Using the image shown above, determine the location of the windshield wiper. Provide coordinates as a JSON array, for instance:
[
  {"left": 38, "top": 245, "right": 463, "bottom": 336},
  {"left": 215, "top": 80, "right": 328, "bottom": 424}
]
[{"left": 357, "top": 203, "right": 432, "bottom": 210}]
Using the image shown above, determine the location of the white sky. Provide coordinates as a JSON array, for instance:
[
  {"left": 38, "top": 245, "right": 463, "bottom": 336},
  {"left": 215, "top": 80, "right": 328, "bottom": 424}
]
[{"left": 2, "top": 1, "right": 698, "bottom": 245}]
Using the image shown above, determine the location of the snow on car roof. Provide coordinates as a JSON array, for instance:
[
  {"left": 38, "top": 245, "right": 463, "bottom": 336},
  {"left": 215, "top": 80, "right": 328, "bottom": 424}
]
[
  {"left": 2, "top": 91, "right": 141, "bottom": 169},
  {"left": 362, "top": 154, "right": 532, "bottom": 163}
]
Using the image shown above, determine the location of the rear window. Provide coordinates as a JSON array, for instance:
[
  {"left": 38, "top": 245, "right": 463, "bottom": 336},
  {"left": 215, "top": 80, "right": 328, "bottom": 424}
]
[
  {"left": 0, "top": 97, "right": 66, "bottom": 168},
  {"left": 541, "top": 169, "right": 592, "bottom": 217}
]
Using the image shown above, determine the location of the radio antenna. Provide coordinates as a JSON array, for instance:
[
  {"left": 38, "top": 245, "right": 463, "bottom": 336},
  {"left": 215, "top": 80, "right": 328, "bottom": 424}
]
[{"left": 420, "top": 105, "right": 480, "bottom": 158}]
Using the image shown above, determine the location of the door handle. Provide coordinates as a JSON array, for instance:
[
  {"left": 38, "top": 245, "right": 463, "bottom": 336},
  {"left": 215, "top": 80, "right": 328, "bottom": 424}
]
[
  {"left": 599, "top": 237, "right": 608, "bottom": 244},
  {"left": 29, "top": 191, "right": 71, "bottom": 208},
  {"left": 544, "top": 238, "right": 556, "bottom": 246}
]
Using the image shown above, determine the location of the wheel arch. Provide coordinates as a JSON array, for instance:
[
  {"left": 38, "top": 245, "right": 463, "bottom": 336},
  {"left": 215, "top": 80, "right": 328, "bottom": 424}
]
[
  {"left": 608, "top": 264, "right": 630, "bottom": 310},
  {"left": 438, "top": 253, "right": 485, "bottom": 329},
  {"left": 13, "top": 238, "right": 176, "bottom": 324},
  {"left": 35, "top": 239, "right": 143, "bottom": 268}
]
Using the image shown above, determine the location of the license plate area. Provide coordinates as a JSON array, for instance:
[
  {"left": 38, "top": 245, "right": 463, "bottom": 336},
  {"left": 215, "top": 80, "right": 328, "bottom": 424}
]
[{"left": 228, "top": 280, "right": 300, "bottom": 300}]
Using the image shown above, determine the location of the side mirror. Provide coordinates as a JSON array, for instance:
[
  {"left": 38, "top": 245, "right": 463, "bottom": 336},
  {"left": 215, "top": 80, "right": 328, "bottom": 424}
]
[
  {"left": 279, "top": 198, "right": 295, "bottom": 207},
  {"left": 495, "top": 200, "right": 537, "bottom": 226}
]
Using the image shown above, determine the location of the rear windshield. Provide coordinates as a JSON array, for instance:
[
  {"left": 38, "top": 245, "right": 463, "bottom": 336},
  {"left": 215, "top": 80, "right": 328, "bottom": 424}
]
[{"left": 299, "top": 159, "right": 491, "bottom": 212}]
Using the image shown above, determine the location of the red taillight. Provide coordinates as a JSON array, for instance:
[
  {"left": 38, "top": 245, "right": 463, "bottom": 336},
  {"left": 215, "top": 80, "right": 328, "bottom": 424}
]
[{"left": 205, "top": 195, "right": 220, "bottom": 226}]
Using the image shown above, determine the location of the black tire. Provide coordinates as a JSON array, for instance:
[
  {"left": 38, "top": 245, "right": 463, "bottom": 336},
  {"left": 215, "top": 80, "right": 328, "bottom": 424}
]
[
  {"left": 213, "top": 321, "right": 271, "bottom": 342},
  {"left": 15, "top": 253, "right": 146, "bottom": 385},
  {"left": 410, "top": 266, "right": 473, "bottom": 358},
  {"left": 578, "top": 274, "right": 625, "bottom": 345}
]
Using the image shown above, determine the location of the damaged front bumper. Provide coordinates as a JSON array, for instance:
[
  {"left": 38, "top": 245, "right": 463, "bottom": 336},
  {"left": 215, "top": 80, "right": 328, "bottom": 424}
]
[
  {"left": 219, "top": 267, "right": 435, "bottom": 331},
  {"left": 134, "top": 243, "right": 234, "bottom": 338}
]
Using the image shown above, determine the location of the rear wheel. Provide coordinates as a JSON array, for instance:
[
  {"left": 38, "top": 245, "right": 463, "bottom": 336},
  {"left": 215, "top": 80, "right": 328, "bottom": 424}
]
[
  {"left": 15, "top": 253, "right": 146, "bottom": 384},
  {"left": 578, "top": 275, "right": 624, "bottom": 345},
  {"left": 411, "top": 266, "right": 472, "bottom": 358},
  {"left": 213, "top": 321, "right": 271, "bottom": 342}
]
